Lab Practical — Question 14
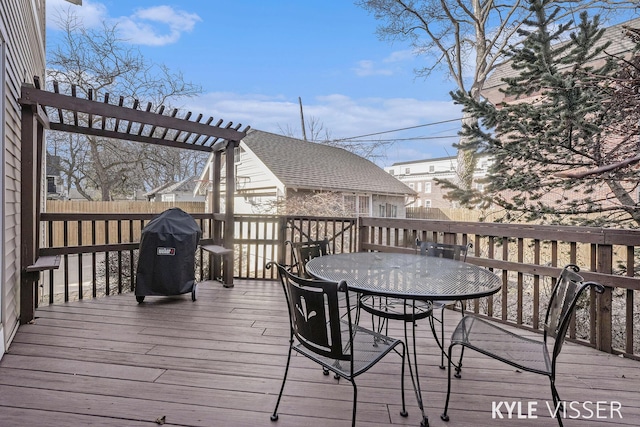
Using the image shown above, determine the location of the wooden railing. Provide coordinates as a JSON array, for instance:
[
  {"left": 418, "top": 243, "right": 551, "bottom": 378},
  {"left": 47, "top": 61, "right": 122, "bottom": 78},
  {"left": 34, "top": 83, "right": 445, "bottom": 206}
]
[
  {"left": 358, "top": 217, "right": 640, "bottom": 359},
  {"left": 37, "top": 212, "right": 357, "bottom": 294},
  {"left": 36, "top": 212, "right": 640, "bottom": 359}
]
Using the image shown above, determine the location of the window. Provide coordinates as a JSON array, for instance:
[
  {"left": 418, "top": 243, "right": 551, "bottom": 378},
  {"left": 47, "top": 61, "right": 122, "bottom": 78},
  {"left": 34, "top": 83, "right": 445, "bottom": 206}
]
[
  {"left": 429, "top": 165, "right": 435, "bottom": 173},
  {"left": 358, "top": 195, "right": 370, "bottom": 216},
  {"left": 47, "top": 176, "right": 57, "bottom": 193},
  {"left": 424, "top": 182, "right": 432, "bottom": 193},
  {"left": 343, "top": 194, "right": 371, "bottom": 215},
  {"left": 161, "top": 194, "right": 175, "bottom": 202},
  {"left": 408, "top": 183, "right": 415, "bottom": 189},
  {"left": 378, "top": 203, "right": 397, "bottom": 218},
  {"left": 389, "top": 169, "right": 395, "bottom": 175},
  {"left": 234, "top": 146, "right": 243, "bottom": 164},
  {"left": 424, "top": 200, "right": 432, "bottom": 208},
  {"left": 476, "top": 183, "right": 485, "bottom": 192},
  {"left": 416, "top": 182, "right": 422, "bottom": 192},
  {"left": 344, "top": 195, "right": 356, "bottom": 213},
  {"left": 405, "top": 167, "right": 410, "bottom": 175}
]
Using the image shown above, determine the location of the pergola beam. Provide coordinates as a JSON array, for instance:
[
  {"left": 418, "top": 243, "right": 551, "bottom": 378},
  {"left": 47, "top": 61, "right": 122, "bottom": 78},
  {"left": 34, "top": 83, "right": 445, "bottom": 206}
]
[
  {"left": 20, "top": 85, "right": 248, "bottom": 150},
  {"left": 50, "top": 123, "right": 214, "bottom": 153}
]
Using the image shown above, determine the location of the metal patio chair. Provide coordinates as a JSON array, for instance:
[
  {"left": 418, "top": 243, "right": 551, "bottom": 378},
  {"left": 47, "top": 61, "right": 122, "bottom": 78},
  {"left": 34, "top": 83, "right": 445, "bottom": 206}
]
[
  {"left": 285, "top": 238, "right": 331, "bottom": 278},
  {"left": 419, "top": 240, "right": 472, "bottom": 369},
  {"left": 267, "top": 262, "right": 407, "bottom": 427},
  {"left": 440, "top": 264, "right": 605, "bottom": 426}
]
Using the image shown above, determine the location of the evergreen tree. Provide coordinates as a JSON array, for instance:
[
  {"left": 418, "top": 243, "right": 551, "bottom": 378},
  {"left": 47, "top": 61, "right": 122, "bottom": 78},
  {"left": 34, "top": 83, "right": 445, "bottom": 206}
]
[{"left": 444, "top": 0, "right": 640, "bottom": 227}]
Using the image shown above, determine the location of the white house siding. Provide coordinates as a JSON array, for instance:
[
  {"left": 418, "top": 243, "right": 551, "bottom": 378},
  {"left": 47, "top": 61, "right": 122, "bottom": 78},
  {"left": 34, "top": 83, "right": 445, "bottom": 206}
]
[
  {"left": 233, "top": 143, "right": 282, "bottom": 214},
  {"left": 1, "top": 0, "right": 46, "bottom": 358}
]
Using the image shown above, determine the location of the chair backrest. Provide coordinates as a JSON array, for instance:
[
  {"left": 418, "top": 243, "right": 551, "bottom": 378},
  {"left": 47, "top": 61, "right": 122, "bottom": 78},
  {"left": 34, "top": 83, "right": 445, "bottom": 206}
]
[
  {"left": 271, "top": 262, "right": 352, "bottom": 361},
  {"left": 417, "top": 240, "right": 471, "bottom": 262},
  {"left": 544, "top": 264, "right": 605, "bottom": 363},
  {"left": 286, "top": 238, "right": 331, "bottom": 277}
]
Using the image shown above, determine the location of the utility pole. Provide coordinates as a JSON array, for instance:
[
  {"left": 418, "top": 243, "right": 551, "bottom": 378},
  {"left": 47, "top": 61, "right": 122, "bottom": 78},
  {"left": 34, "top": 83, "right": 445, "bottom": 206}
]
[{"left": 299, "top": 97, "right": 307, "bottom": 141}]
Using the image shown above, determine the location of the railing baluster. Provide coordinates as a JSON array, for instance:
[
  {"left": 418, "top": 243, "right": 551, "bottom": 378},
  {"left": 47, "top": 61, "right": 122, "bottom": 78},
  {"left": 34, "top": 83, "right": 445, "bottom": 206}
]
[{"left": 34, "top": 213, "right": 640, "bottom": 359}]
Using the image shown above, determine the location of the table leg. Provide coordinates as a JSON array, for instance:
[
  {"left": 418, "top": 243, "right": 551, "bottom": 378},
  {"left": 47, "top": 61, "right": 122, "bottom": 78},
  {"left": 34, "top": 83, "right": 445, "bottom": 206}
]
[{"left": 404, "top": 303, "right": 430, "bottom": 427}]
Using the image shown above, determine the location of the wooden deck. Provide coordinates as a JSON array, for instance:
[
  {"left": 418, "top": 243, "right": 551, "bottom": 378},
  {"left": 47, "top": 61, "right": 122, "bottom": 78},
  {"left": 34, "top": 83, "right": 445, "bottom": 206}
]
[{"left": 1, "top": 279, "right": 638, "bottom": 427}]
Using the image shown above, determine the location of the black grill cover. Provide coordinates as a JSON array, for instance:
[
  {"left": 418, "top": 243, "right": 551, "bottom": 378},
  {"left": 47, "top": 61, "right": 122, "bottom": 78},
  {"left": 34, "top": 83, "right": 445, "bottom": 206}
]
[{"left": 135, "top": 208, "right": 202, "bottom": 297}]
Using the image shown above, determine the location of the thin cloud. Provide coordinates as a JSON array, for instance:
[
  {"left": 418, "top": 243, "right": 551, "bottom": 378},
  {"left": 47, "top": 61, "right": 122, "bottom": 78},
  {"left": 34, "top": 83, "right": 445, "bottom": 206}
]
[
  {"left": 47, "top": 0, "right": 107, "bottom": 29},
  {"left": 353, "top": 50, "right": 414, "bottom": 77},
  {"left": 117, "top": 6, "right": 201, "bottom": 46},
  {"left": 46, "top": 0, "right": 201, "bottom": 46},
  {"left": 383, "top": 49, "right": 414, "bottom": 63},
  {"left": 352, "top": 60, "right": 394, "bottom": 77}
]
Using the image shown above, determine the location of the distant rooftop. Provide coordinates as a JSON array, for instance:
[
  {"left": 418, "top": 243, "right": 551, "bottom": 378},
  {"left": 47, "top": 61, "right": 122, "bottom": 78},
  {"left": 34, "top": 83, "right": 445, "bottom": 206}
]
[{"left": 243, "top": 129, "right": 415, "bottom": 196}]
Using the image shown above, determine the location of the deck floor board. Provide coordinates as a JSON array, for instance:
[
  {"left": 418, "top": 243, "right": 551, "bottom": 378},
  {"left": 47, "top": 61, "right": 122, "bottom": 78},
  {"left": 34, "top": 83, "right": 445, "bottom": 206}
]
[{"left": 1, "top": 279, "right": 638, "bottom": 426}]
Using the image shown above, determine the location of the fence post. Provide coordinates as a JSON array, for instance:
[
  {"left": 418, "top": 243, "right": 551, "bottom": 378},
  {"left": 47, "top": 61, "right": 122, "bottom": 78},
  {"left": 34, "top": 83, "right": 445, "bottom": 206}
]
[
  {"left": 357, "top": 217, "right": 367, "bottom": 253},
  {"left": 278, "top": 216, "right": 288, "bottom": 266},
  {"left": 596, "top": 244, "right": 613, "bottom": 353}
]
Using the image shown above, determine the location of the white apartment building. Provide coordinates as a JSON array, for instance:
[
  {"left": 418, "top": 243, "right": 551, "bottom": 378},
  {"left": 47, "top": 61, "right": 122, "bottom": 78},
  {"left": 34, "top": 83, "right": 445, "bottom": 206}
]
[{"left": 384, "top": 155, "right": 492, "bottom": 209}]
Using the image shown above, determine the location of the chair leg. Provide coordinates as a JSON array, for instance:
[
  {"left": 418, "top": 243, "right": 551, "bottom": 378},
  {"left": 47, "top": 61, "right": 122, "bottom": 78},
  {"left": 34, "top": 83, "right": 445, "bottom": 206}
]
[
  {"left": 439, "top": 305, "right": 446, "bottom": 369},
  {"left": 348, "top": 379, "right": 358, "bottom": 427},
  {"left": 399, "top": 341, "right": 408, "bottom": 418},
  {"left": 440, "top": 343, "right": 457, "bottom": 422},
  {"left": 271, "top": 344, "right": 293, "bottom": 421},
  {"left": 454, "top": 302, "right": 466, "bottom": 375},
  {"left": 550, "top": 379, "right": 564, "bottom": 427},
  {"left": 454, "top": 346, "right": 465, "bottom": 378}
]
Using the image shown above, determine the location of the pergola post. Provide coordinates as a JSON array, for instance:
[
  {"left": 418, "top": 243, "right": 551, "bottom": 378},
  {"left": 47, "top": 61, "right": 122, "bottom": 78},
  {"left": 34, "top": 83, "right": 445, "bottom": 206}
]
[
  {"left": 19, "top": 103, "right": 43, "bottom": 324},
  {"left": 211, "top": 151, "right": 223, "bottom": 281},
  {"left": 222, "top": 141, "right": 236, "bottom": 287}
]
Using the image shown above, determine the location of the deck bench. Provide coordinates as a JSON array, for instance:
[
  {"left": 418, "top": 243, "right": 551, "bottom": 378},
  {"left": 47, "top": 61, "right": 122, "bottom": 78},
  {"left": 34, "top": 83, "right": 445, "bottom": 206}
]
[
  {"left": 25, "top": 255, "right": 61, "bottom": 273},
  {"left": 199, "top": 241, "right": 234, "bottom": 288},
  {"left": 199, "top": 244, "right": 233, "bottom": 256}
]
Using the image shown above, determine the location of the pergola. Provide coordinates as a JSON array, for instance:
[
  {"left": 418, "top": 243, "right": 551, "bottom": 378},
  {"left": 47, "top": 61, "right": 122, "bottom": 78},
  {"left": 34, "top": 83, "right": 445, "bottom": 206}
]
[{"left": 18, "top": 77, "right": 249, "bottom": 323}]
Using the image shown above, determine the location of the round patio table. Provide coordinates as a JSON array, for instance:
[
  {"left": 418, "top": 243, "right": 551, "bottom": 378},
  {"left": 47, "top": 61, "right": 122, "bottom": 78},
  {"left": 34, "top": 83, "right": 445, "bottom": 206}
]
[{"left": 306, "top": 251, "right": 502, "bottom": 427}]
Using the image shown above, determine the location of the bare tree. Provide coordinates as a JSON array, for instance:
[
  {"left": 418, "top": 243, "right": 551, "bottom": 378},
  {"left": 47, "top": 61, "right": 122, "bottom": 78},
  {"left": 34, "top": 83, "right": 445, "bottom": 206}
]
[
  {"left": 356, "top": 0, "right": 638, "bottom": 190},
  {"left": 46, "top": 10, "right": 202, "bottom": 200}
]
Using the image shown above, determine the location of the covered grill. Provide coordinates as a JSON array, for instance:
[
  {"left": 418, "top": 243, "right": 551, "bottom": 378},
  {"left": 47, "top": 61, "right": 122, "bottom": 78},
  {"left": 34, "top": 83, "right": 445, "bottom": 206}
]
[{"left": 135, "top": 208, "right": 202, "bottom": 303}]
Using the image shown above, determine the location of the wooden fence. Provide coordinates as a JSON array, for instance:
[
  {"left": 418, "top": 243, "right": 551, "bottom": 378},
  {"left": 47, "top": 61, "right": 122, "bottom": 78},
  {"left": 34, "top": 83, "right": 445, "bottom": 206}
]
[{"left": 44, "top": 201, "right": 205, "bottom": 247}]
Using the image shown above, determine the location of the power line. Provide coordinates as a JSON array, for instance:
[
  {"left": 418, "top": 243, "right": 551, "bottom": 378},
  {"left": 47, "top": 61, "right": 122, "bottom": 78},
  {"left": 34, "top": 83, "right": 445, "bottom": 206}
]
[
  {"left": 334, "top": 135, "right": 459, "bottom": 144},
  {"left": 333, "top": 118, "right": 462, "bottom": 142}
]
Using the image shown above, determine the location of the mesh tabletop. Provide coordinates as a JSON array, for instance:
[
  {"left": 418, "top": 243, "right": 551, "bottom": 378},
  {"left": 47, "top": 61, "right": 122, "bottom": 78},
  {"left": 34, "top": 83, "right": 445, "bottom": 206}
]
[{"left": 306, "top": 252, "right": 502, "bottom": 301}]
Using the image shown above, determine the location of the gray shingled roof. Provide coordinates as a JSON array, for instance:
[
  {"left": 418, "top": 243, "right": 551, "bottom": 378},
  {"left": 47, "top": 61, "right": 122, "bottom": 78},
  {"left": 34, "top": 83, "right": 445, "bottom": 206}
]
[
  {"left": 242, "top": 129, "right": 415, "bottom": 196},
  {"left": 144, "top": 176, "right": 198, "bottom": 197},
  {"left": 485, "top": 17, "right": 640, "bottom": 91}
]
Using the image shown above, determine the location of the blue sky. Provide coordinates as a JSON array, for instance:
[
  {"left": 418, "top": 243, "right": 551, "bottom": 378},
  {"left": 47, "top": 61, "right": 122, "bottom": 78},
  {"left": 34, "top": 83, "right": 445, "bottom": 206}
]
[{"left": 46, "top": 0, "right": 464, "bottom": 167}]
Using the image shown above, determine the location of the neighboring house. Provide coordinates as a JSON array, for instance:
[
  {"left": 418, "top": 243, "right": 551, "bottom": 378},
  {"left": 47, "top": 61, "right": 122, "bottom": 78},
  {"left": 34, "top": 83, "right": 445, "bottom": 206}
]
[
  {"left": 197, "top": 129, "right": 415, "bottom": 217},
  {"left": 46, "top": 153, "right": 66, "bottom": 200},
  {"left": 1, "top": 0, "right": 47, "bottom": 359},
  {"left": 386, "top": 19, "right": 639, "bottom": 214},
  {"left": 483, "top": 16, "right": 640, "bottom": 106},
  {"left": 482, "top": 16, "right": 640, "bottom": 209},
  {"left": 385, "top": 155, "right": 493, "bottom": 209},
  {"left": 145, "top": 176, "right": 204, "bottom": 203}
]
